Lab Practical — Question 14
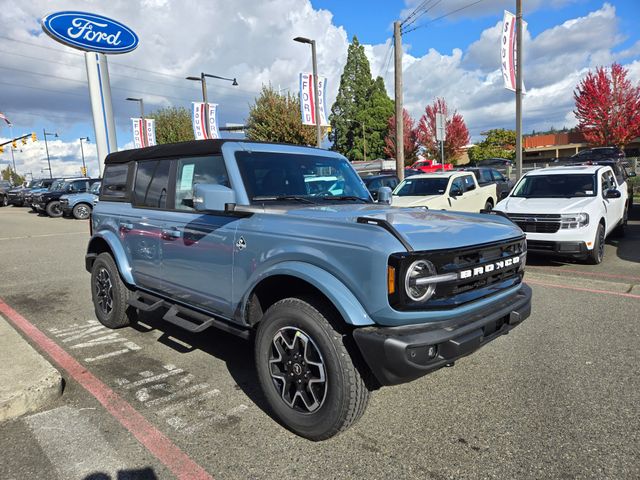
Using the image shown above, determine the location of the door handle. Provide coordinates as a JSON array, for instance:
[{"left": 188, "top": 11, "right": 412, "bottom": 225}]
[
  {"left": 120, "top": 222, "right": 133, "bottom": 232},
  {"left": 161, "top": 228, "right": 182, "bottom": 240}
]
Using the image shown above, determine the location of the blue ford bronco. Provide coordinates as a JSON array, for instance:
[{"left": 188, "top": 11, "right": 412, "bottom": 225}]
[{"left": 86, "top": 140, "right": 531, "bottom": 440}]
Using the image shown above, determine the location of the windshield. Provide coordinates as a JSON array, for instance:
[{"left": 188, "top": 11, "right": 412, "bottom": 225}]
[
  {"left": 236, "top": 151, "right": 372, "bottom": 203},
  {"left": 393, "top": 177, "right": 449, "bottom": 196},
  {"left": 49, "top": 179, "right": 65, "bottom": 191},
  {"left": 90, "top": 182, "right": 101, "bottom": 194},
  {"left": 512, "top": 174, "right": 596, "bottom": 198}
]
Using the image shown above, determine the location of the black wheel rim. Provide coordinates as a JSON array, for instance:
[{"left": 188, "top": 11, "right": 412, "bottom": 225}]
[
  {"left": 95, "top": 267, "right": 114, "bottom": 315},
  {"left": 50, "top": 203, "right": 61, "bottom": 216},
  {"left": 597, "top": 227, "right": 605, "bottom": 261},
  {"left": 268, "top": 327, "right": 327, "bottom": 413},
  {"left": 75, "top": 205, "right": 90, "bottom": 219}
]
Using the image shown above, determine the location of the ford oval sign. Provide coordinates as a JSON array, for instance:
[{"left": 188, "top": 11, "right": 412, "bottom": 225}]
[{"left": 41, "top": 11, "right": 139, "bottom": 54}]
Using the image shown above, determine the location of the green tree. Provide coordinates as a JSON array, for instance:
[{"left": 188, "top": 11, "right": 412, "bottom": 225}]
[
  {"left": 467, "top": 128, "right": 516, "bottom": 163},
  {"left": 1, "top": 167, "right": 24, "bottom": 185},
  {"left": 245, "top": 85, "right": 317, "bottom": 145},
  {"left": 355, "top": 76, "right": 394, "bottom": 160},
  {"left": 147, "top": 106, "right": 194, "bottom": 144},
  {"left": 330, "top": 36, "right": 376, "bottom": 159}
]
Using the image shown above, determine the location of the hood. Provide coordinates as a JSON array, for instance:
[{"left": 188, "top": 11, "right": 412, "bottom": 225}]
[
  {"left": 391, "top": 195, "right": 441, "bottom": 207},
  {"left": 282, "top": 204, "right": 523, "bottom": 251},
  {"left": 497, "top": 196, "right": 595, "bottom": 214}
]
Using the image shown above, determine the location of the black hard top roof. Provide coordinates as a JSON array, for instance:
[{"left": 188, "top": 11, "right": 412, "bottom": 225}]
[{"left": 104, "top": 139, "right": 313, "bottom": 165}]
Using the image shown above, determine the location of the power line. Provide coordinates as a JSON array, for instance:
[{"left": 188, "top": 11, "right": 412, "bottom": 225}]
[
  {"left": 402, "top": 0, "right": 442, "bottom": 31},
  {"left": 401, "top": 0, "right": 436, "bottom": 26},
  {"left": 403, "top": 0, "right": 485, "bottom": 35}
]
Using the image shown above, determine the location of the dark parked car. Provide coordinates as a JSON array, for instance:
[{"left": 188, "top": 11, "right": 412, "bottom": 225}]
[
  {"left": 571, "top": 146, "right": 625, "bottom": 161},
  {"left": 474, "top": 158, "right": 513, "bottom": 168},
  {"left": 403, "top": 168, "right": 424, "bottom": 177},
  {"left": 361, "top": 174, "right": 399, "bottom": 200},
  {"left": 35, "top": 178, "right": 100, "bottom": 217},
  {"left": 0, "top": 180, "right": 12, "bottom": 207},
  {"left": 23, "top": 178, "right": 57, "bottom": 210},
  {"left": 458, "top": 167, "right": 513, "bottom": 200}
]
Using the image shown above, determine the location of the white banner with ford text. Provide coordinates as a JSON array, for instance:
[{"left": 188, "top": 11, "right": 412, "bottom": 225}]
[
  {"left": 299, "top": 73, "right": 329, "bottom": 126},
  {"left": 501, "top": 10, "right": 526, "bottom": 93},
  {"left": 192, "top": 102, "right": 220, "bottom": 140},
  {"left": 131, "top": 118, "right": 157, "bottom": 148}
]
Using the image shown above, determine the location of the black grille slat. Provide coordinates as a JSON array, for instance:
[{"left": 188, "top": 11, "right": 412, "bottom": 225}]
[{"left": 507, "top": 213, "right": 561, "bottom": 234}]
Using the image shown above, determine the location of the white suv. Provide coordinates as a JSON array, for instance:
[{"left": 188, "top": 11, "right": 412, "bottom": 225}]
[{"left": 494, "top": 165, "right": 628, "bottom": 264}]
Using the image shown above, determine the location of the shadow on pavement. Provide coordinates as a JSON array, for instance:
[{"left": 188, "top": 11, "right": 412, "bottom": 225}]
[
  {"left": 129, "top": 309, "right": 274, "bottom": 422},
  {"left": 84, "top": 467, "right": 158, "bottom": 479}
]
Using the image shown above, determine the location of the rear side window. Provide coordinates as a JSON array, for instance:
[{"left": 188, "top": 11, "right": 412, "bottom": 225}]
[
  {"left": 491, "top": 169, "right": 506, "bottom": 182},
  {"left": 101, "top": 164, "right": 130, "bottom": 201},
  {"left": 383, "top": 177, "right": 398, "bottom": 189},
  {"left": 174, "top": 155, "right": 229, "bottom": 211},
  {"left": 134, "top": 160, "right": 171, "bottom": 209}
]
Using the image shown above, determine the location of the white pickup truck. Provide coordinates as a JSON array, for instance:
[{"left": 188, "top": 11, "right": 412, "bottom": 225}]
[
  {"left": 391, "top": 171, "right": 498, "bottom": 212},
  {"left": 494, "top": 165, "right": 628, "bottom": 264}
]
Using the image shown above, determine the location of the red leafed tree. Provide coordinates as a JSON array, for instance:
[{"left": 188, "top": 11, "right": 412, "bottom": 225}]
[
  {"left": 384, "top": 108, "right": 419, "bottom": 165},
  {"left": 574, "top": 63, "right": 640, "bottom": 147},
  {"left": 416, "top": 97, "right": 470, "bottom": 164}
]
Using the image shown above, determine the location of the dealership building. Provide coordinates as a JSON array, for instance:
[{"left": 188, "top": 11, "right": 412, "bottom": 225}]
[{"left": 523, "top": 131, "right": 640, "bottom": 163}]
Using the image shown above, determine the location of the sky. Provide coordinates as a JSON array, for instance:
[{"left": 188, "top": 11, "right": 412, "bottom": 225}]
[{"left": 0, "top": 0, "right": 639, "bottom": 179}]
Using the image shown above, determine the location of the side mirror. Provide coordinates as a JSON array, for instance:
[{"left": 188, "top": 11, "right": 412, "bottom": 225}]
[
  {"left": 605, "top": 189, "right": 622, "bottom": 199},
  {"left": 628, "top": 171, "right": 637, "bottom": 177},
  {"left": 450, "top": 185, "right": 463, "bottom": 197},
  {"left": 377, "top": 186, "right": 392, "bottom": 205},
  {"left": 193, "top": 184, "right": 236, "bottom": 212}
]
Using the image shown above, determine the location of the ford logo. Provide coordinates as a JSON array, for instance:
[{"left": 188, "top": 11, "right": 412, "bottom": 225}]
[{"left": 41, "top": 11, "right": 139, "bottom": 54}]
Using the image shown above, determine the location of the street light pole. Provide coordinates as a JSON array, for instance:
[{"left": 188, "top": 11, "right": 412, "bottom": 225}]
[
  {"left": 10, "top": 146, "right": 16, "bottom": 173},
  {"left": 294, "top": 36, "right": 322, "bottom": 148},
  {"left": 79, "top": 137, "right": 89, "bottom": 175},
  {"left": 186, "top": 73, "right": 238, "bottom": 139},
  {"left": 126, "top": 97, "right": 145, "bottom": 120},
  {"left": 43, "top": 129, "right": 58, "bottom": 179}
]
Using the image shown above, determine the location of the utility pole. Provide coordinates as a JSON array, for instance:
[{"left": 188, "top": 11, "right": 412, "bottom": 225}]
[
  {"left": 515, "top": 0, "right": 523, "bottom": 180},
  {"left": 362, "top": 119, "right": 367, "bottom": 162},
  {"left": 394, "top": 21, "right": 404, "bottom": 181},
  {"left": 43, "top": 129, "right": 58, "bottom": 179},
  {"left": 10, "top": 146, "right": 16, "bottom": 173}
]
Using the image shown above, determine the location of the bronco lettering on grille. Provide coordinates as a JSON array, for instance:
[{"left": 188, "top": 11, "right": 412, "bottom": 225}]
[{"left": 459, "top": 256, "right": 520, "bottom": 279}]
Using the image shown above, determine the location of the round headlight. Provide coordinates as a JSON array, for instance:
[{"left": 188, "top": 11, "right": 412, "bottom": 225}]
[{"left": 405, "top": 260, "right": 437, "bottom": 302}]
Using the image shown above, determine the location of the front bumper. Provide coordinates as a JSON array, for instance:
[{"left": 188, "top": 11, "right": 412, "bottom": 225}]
[
  {"left": 526, "top": 240, "right": 589, "bottom": 255},
  {"left": 353, "top": 283, "right": 532, "bottom": 386}
]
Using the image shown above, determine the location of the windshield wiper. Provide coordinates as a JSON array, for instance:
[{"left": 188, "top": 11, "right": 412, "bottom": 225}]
[
  {"left": 252, "top": 195, "right": 318, "bottom": 204},
  {"left": 320, "top": 195, "right": 369, "bottom": 203}
]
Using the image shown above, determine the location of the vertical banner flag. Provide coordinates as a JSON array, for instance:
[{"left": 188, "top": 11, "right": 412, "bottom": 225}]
[
  {"left": 299, "top": 73, "right": 329, "bottom": 126},
  {"left": 131, "top": 118, "right": 157, "bottom": 148},
  {"left": 501, "top": 10, "right": 526, "bottom": 93},
  {"left": 192, "top": 102, "right": 220, "bottom": 140},
  {"left": 0, "top": 111, "right": 12, "bottom": 126}
]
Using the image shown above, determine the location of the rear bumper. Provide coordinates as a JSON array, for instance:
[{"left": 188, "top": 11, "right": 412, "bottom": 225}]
[{"left": 353, "top": 284, "right": 532, "bottom": 386}]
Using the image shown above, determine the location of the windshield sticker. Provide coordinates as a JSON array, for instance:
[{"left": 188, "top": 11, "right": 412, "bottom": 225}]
[
  {"left": 180, "top": 164, "right": 195, "bottom": 190},
  {"left": 585, "top": 190, "right": 593, "bottom": 194}
]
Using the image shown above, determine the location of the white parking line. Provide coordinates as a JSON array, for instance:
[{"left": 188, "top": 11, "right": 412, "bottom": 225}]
[{"left": 0, "top": 231, "right": 86, "bottom": 241}]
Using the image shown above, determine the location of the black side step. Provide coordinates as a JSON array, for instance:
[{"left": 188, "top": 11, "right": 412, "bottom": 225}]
[
  {"left": 127, "top": 292, "right": 165, "bottom": 312},
  {"left": 163, "top": 305, "right": 250, "bottom": 339}
]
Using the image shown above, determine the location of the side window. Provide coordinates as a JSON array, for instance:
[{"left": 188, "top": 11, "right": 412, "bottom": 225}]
[
  {"left": 367, "top": 179, "right": 382, "bottom": 191},
  {"left": 612, "top": 165, "right": 624, "bottom": 185},
  {"left": 462, "top": 174, "right": 476, "bottom": 192},
  {"left": 491, "top": 170, "right": 505, "bottom": 182},
  {"left": 134, "top": 160, "right": 171, "bottom": 209},
  {"left": 478, "top": 170, "right": 492, "bottom": 183},
  {"left": 72, "top": 180, "right": 88, "bottom": 192},
  {"left": 600, "top": 171, "right": 615, "bottom": 196},
  {"left": 451, "top": 177, "right": 465, "bottom": 195},
  {"left": 175, "top": 155, "right": 230, "bottom": 211},
  {"left": 384, "top": 178, "right": 398, "bottom": 189},
  {"left": 101, "top": 164, "right": 130, "bottom": 201}
]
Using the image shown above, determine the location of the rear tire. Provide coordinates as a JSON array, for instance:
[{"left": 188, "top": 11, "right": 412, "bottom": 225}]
[
  {"left": 483, "top": 199, "right": 493, "bottom": 211},
  {"left": 45, "top": 201, "right": 63, "bottom": 218},
  {"left": 72, "top": 203, "right": 92, "bottom": 220},
  {"left": 1, "top": 195, "right": 7, "bottom": 207},
  {"left": 91, "top": 252, "right": 135, "bottom": 328},
  {"left": 586, "top": 223, "right": 605, "bottom": 264},
  {"left": 255, "top": 296, "right": 369, "bottom": 440}
]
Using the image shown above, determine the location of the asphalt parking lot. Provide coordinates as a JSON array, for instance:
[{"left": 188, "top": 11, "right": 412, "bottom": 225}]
[{"left": 0, "top": 206, "right": 639, "bottom": 480}]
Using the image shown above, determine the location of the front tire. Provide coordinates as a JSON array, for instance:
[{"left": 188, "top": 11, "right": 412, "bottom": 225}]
[
  {"left": 91, "top": 252, "right": 135, "bottom": 328},
  {"left": 586, "top": 223, "right": 605, "bottom": 264},
  {"left": 1, "top": 195, "right": 7, "bottom": 207},
  {"left": 72, "top": 203, "right": 92, "bottom": 220},
  {"left": 255, "top": 297, "right": 369, "bottom": 441},
  {"left": 45, "top": 201, "right": 63, "bottom": 218}
]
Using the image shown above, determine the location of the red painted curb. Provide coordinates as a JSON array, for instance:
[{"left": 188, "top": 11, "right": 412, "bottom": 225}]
[{"left": 0, "top": 299, "right": 213, "bottom": 480}]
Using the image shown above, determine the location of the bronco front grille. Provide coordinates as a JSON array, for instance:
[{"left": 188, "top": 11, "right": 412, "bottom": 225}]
[{"left": 389, "top": 237, "right": 526, "bottom": 311}]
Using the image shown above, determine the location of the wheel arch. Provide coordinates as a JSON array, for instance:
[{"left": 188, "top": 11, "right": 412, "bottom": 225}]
[
  {"left": 241, "top": 262, "right": 374, "bottom": 328},
  {"left": 86, "top": 231, "right": 134, "bottom": 286}
]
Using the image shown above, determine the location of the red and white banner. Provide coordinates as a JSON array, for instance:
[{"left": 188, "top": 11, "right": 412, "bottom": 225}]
[
  {"left": 299, "top": 73, "right": 329, "bottom": 127},
  {"left": 0, "top": 111, "right": 11, "bottom": 126},
  {"left": 501, "top": 10, "right": 526, "bottom": 93},
  {"left": 131, "top": 118, "right": 156, "bottom": 148},
  {"left": 192, "top": 102, "right": 220, "bottom": 140}
]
